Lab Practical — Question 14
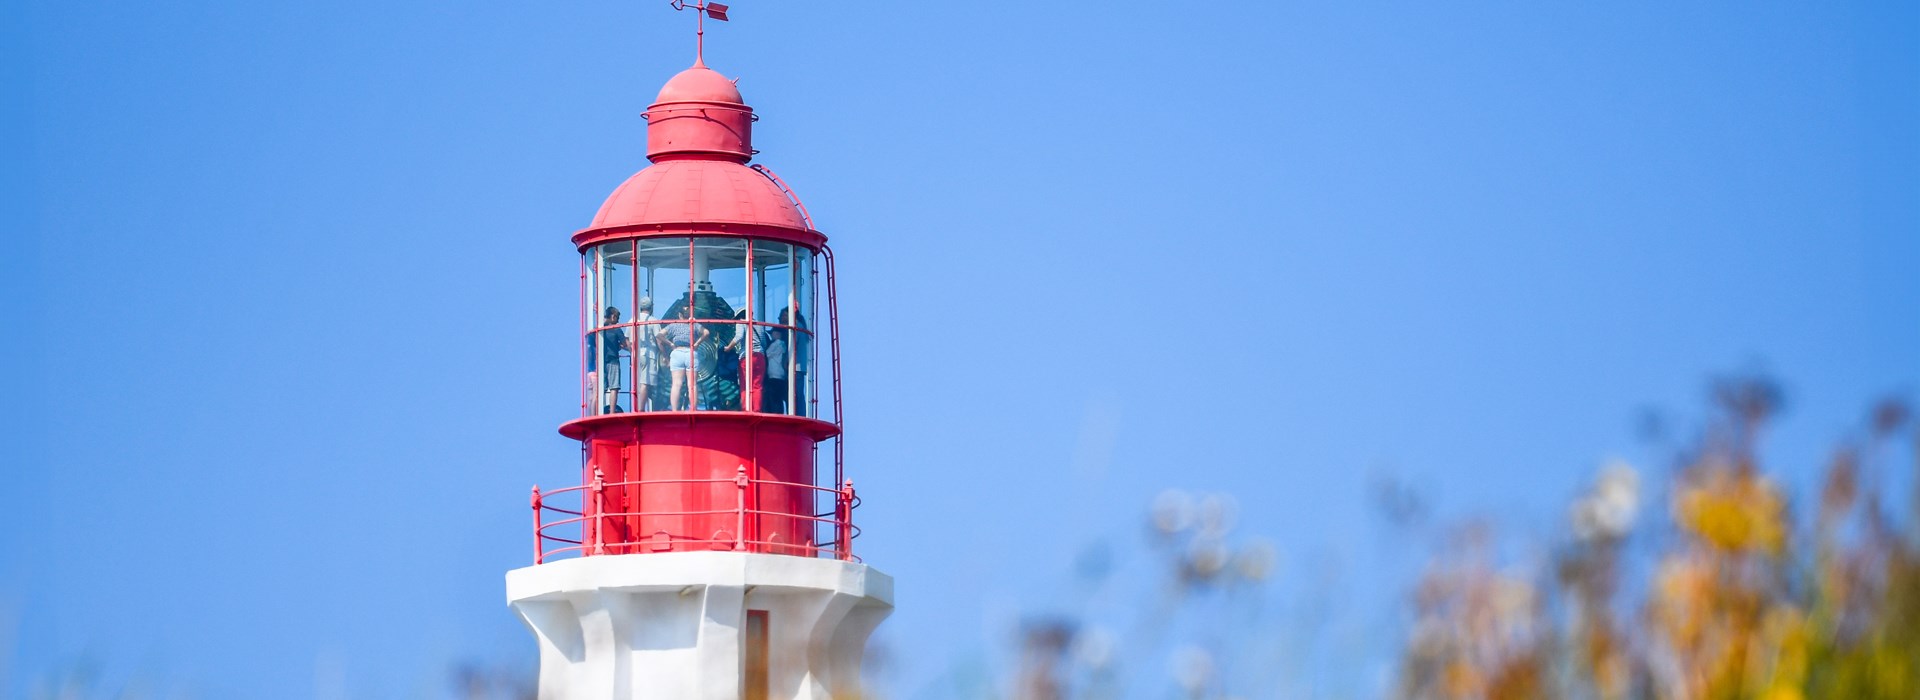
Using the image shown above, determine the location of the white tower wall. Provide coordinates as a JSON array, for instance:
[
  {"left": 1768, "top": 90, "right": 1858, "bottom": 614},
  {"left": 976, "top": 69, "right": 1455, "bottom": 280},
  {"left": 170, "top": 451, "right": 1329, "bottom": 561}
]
[{"left": 508, "top": 552, "right": 893, "bottom": 699}]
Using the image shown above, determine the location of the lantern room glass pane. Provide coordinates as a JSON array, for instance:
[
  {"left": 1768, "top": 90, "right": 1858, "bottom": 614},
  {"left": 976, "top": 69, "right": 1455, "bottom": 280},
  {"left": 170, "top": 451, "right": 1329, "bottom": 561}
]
[
  {"left": 633, "top": 238, "right": 691, "bottom": 411},
  {"left": 628, "top": 238, "right": 690, "bottom": 412},
  {"left": 752, "top": 240, "right": 792, "bottom": 325},
  {"left": 584, "top": 241, "right": 636, "bottom": 415},
  {"left": 634, "top": 237, "right": 689, "bottom": 322},
  {"left": 789, "top": 247, "right": 815, "bottom": 418},
  {"left": 700, "top": 238, "right": 748, "bottom": 318},
  {"left": 751, "top": 240, "right": 790, "bottom": 415},
  {"left": 587, "top": 240, "right": 635, "bottom": 329},
  {"left": 586, "top": 325, "right": 632, "bottom": 414},
  {"left": 674, "top": 238, "right": 741, "bottom": 411}
]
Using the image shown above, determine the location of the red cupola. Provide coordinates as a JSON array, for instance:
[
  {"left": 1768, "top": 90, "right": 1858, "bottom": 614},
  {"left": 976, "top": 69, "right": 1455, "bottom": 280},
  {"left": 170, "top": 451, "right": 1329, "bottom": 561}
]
[
  {"left": 532, "top": 56, "right": 852, "bottom": 563},
  {"left": 645, "top": 61, "right": 754, "bottom": 163}
]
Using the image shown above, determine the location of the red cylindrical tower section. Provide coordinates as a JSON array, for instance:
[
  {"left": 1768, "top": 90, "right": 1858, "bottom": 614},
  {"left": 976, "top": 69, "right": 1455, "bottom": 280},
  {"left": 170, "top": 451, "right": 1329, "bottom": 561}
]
[
  {"left": 536, "top": 61, "right": 847, "bottom": 562},
  {"left": 566, "top": 414, "right": 834, "bottom": 556}
]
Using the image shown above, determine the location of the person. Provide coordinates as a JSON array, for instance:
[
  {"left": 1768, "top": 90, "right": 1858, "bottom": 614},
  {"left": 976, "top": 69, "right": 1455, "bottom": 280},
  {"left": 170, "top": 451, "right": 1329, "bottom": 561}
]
[
  {"left": 656, "top": 304, "right": 708, "bottom": 410},
  {"left": 630, "top": 297, "right": 658, "bottom": 411},
  {"left": 587, "top": 306, "right": 633, "bottom": 413},
  {"left": 779, "top": 307, "right": 811, "bottom": 415},
  {"left": 763, "top": 321, "right": 788, "bottom": 414},
  {"left": 724, "top": 309, "right": 766, "bottom": 412}
]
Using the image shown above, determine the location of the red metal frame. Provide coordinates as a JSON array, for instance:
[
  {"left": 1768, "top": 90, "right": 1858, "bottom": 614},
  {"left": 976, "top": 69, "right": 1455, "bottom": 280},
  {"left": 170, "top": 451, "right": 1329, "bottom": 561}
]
[
  {"left": 572, "top": 223, "right": 824, "bottom": 253},
  {"left": 744, "top": 237, "right": 755, "bottom": 412},
  {"left": 808, "top": 246, "right": 819, "bottom": 421},
  {"left": 579, "top": 256, "right": 589, "bottom": 414},
  {"left": 532, "top": 470, "right": 862, "bottom": 563},
  {"left": 630, "top": 239, "right": 641, "bottom": 411}
]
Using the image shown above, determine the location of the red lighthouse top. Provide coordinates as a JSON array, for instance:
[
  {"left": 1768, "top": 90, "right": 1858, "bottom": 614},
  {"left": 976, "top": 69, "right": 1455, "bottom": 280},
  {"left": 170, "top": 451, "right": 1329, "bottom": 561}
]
[{"left": 530, "top": 8, "right": 856, "bottom": 565}]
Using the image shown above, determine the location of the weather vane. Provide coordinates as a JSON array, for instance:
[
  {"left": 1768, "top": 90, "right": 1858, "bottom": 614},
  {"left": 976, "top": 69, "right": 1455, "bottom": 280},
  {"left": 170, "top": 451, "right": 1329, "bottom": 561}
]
[{"left": 669, "top": 0, "right": 730, "bottom": 66}]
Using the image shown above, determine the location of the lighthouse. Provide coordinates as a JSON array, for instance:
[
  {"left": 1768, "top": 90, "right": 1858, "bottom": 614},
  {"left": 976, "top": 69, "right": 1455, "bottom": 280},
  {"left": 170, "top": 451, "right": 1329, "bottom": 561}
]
[{"left": 507, "top": 6, "right": 892, "bottom": 698}]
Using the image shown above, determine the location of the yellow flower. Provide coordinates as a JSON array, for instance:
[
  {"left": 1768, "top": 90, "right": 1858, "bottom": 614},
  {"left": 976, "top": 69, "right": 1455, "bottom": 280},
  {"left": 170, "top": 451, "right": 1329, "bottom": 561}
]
[{"left": 1674, "top": 472, "right": 1786, "bottom": 554}]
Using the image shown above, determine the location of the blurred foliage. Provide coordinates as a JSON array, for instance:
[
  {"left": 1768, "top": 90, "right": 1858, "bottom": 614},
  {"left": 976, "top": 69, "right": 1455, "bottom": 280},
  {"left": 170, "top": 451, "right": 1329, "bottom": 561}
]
[
  {"left": 1395, "top": 377, "right": 1920, "bottom": 700},
  {"left": 988, "top": 376, "right": 1916, "bottom": 700},
  {"left": 983, "top": 488, "right": 1308, "bottom": 699},
  {"left": 450, "top": 659, "right": 534, "bottom": 700}
]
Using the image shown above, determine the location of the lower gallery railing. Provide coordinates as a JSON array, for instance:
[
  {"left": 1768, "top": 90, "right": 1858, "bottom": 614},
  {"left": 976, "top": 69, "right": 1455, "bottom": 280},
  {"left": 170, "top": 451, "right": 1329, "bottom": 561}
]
[{"left": 532, "top": 466, "right": 860, "bottom": 564}]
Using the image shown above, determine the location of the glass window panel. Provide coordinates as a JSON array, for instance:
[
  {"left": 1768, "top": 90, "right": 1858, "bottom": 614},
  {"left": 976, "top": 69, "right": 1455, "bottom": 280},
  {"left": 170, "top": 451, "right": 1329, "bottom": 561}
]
[
  {"left": 752, "top": 240, "right": 793, "bottom": 414},
  {"left": 698, "top": 238, "right": 748, "bottom": 319},
  {"left": 587, "top": 324, "right": 634, "bottom": 414},
  {"left": 579, "top": 255, "right": 589, "bottom": 414},
  {"left": 636, "top": 238, "right": 697, "bottom": 411},
  {"left": 583, "top": 241, "right": 635, "bottom": 415},
  {"left": 589, "top": 241, "right": 634, "bottom": 330},
  {"left": 752, "top": 240, "right": 792, "bottom": 325},
  {"left": 685, "top": 238, "right": 746, "bottom": 411},
  {"left": 792, "top": 247, "right": 815, "bottom": 418},
  {"left": 631, "top": 238, "right": 687, "bottom": 412}
]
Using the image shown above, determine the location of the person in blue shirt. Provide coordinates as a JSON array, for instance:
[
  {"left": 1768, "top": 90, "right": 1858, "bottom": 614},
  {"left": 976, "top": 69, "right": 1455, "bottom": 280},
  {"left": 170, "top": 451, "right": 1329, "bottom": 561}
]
[{"left": 588, "top": 306, "right": 633, "bottom": 413}]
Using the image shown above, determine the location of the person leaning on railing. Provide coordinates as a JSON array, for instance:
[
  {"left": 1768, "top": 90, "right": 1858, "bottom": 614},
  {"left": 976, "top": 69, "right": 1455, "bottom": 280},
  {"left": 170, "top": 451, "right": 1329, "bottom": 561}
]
[{"left": 589, "top": 306, "right": 634, "bottom": 414}]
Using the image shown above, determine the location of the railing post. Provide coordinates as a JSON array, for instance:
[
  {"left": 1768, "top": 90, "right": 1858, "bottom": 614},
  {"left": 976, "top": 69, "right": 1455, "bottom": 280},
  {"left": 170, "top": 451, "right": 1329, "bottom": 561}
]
[
  {"left": 735, "top": 465, "right": 749, "bottom": 552},
  {"left": 531, "top": 486, "right": 544, "bottom": 564},
  {"left": 837, "top": 479, "right": 854, "bottom": 561},
  {"left": 591, "top": 468, "right": 607, "bottom": 556}
]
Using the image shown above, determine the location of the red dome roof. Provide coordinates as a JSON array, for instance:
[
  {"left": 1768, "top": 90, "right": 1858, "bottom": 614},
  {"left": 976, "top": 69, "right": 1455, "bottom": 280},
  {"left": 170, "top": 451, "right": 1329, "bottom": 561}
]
[
  {"left": 590, "top": 159, "right": 807, "bottom": 231},
  {"left": 654, "top": 65, "right": 744, "bottom": 105}
]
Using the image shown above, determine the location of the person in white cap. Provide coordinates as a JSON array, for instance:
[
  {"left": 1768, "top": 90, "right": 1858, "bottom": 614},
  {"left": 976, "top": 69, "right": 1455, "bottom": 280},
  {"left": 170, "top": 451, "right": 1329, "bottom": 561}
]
[{"left": 631, "top": 296, "right": 658, "bottom": 411}]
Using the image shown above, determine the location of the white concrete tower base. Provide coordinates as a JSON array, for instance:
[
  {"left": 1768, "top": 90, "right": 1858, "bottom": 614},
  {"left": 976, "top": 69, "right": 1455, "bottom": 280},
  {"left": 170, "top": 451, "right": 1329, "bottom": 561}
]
[{"left": 507, "top": 552, "right": 893, "bottom": 700}]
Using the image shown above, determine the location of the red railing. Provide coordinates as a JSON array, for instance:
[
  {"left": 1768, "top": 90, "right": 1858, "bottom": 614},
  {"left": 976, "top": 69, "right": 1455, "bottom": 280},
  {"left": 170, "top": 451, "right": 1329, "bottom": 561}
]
[
  {"left": 751, "top": 164, "right": 814, "bottom": 231},
  {"left": 531, "top": 465, "right": 860, "bottom": 564},
  {"left": 823, "top": 245, "right": 844, "bottom": 492}
]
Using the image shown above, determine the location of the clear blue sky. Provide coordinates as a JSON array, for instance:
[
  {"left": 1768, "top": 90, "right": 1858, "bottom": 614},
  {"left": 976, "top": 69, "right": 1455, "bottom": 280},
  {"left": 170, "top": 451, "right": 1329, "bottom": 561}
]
[{"left": 4, "top": 1, "right": 1916, "bottom": 697}]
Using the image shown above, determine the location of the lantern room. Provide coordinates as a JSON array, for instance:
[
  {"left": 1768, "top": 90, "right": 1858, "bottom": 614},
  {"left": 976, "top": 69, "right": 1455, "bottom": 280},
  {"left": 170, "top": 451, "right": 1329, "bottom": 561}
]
[{"left": 580, "top": 236, "right": 818, "bottom": 418}]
